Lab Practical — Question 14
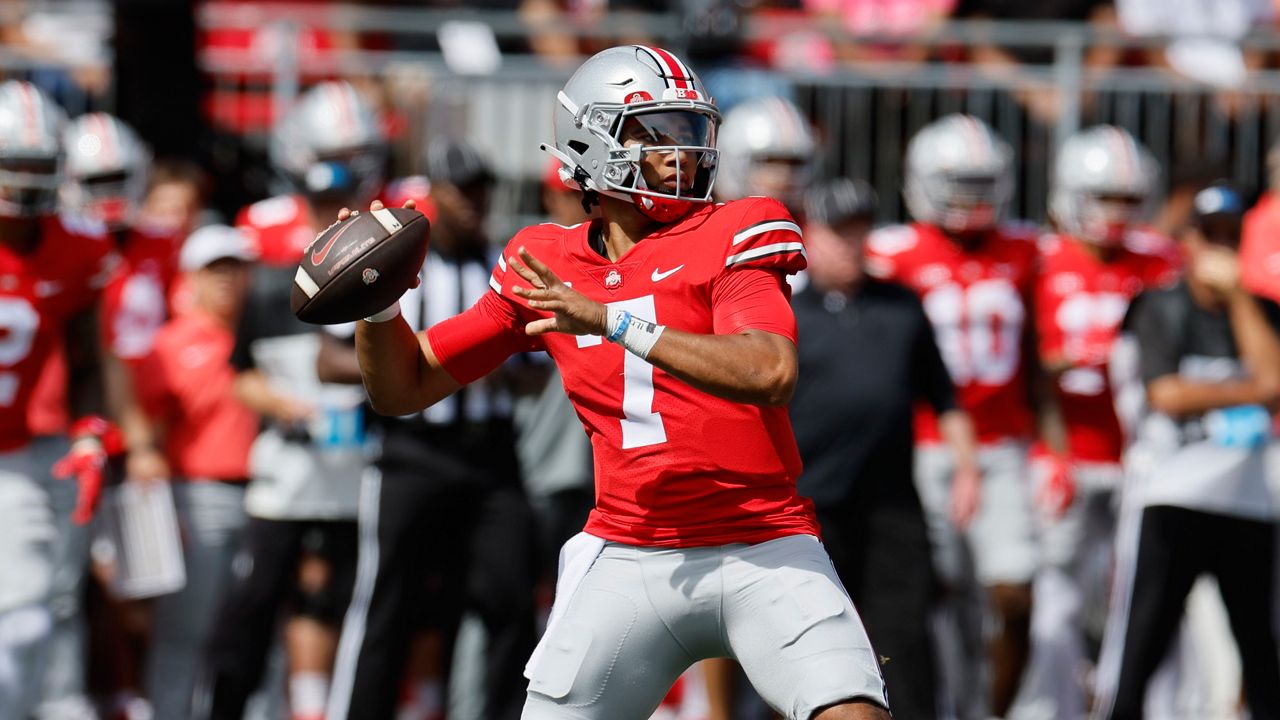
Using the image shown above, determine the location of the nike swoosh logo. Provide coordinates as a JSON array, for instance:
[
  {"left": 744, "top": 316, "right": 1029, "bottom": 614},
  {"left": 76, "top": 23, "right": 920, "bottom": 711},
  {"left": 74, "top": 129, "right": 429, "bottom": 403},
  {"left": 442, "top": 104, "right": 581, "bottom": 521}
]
[
  {"left": 310, "top": 221, "right": 356, "bottom": 266},
  {"left": 651, "top": 265, "right": 684, "bottom": 282}
]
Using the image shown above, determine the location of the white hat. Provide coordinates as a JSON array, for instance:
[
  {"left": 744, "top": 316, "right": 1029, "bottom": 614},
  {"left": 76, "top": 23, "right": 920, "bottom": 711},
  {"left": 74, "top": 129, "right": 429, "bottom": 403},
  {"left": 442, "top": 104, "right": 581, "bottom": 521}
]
[{"left": 179, "top": 224, "right": 257, "bottom": 272}]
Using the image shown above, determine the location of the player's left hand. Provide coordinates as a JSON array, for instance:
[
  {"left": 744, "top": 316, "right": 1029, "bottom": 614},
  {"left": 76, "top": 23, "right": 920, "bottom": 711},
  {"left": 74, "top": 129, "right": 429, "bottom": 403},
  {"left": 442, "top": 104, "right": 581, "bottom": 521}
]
[
  {"left": 1034, "top": 453, "right": 1075, "bottom": 519},
  {"left": 126, "top": 445, "right": 170, "bottom": 486},
  {"left": 510, "top": 247, "right": 607, "bottom": 336}
]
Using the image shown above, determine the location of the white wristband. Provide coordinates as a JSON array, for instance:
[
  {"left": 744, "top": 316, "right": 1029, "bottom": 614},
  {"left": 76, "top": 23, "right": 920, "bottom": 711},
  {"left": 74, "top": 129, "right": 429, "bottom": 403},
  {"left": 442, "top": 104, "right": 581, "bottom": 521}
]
[
  {"left": 605, "top": 307, "right": 665, "bottom": 360},
  {"left": 363, "top": 303, "right": 401, "bottom": 323}
]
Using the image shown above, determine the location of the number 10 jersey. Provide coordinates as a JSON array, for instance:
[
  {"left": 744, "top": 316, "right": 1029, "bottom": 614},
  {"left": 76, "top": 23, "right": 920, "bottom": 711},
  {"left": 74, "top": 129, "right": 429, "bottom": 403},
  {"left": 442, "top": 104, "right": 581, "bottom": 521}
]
[{"left": 427, "top": 197, "right": 818, "bottom": 547}]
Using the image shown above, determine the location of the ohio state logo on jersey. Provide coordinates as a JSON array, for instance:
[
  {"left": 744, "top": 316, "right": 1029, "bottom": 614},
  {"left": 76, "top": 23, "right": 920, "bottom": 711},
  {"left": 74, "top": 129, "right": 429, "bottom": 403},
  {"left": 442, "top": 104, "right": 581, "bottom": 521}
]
[{"left": 604, "top": 269, "right": 623, "bottom": 289}]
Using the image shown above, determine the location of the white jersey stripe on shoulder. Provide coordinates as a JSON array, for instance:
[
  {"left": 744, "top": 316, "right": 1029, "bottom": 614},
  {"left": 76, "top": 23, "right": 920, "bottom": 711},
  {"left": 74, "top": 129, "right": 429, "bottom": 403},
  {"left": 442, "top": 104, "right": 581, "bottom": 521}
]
[
  {"left": 732, "top": 220, "right": 802, "bottom": 246},
  {"left": 725, "top": 241, "right": 806, "bottom": 267}
]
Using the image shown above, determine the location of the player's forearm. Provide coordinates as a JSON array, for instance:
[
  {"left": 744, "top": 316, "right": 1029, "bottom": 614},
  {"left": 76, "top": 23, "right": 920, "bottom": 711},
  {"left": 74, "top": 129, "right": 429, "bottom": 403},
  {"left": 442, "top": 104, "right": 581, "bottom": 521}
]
[
  {"left": 102, "top": 354, "right": 157, "bottom": 452},
  {"left": 1227, "top": 292, "right": 1280, "bottom": 407},
  {"left": 644, "top": 328, "right": 797, "bottom": 407},
  {"left": 1147, "top": 376, "right": 1275, "bottom": 417},
  {"left": 937, "top": 409, "right": 979, "bottom": 473},
  {"left": 355, "top": 316, "right": 460, "bottom": 415},
  {"left": 316, "top": 332, "right": 363, "bottom": 384}
]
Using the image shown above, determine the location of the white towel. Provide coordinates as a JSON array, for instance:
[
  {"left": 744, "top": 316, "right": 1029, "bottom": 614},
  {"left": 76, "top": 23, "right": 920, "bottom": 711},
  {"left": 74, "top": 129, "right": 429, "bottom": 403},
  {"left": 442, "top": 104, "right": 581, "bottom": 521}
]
[{"left": 523, "top": 531, "right": 607, "bottom": 678}]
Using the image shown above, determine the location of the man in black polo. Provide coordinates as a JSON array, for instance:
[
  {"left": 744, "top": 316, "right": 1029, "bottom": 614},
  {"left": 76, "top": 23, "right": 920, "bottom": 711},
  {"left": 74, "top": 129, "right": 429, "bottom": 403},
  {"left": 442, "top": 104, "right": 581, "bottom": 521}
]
[
  {"left": 789, "top": 178, "right": 982, "bottom": 720},
  {"left": 1094, "top": 184, "right": 1280, "bottom": 720},
  {"left": 318, "top": 138, "right": 539, "bottom": 720}
]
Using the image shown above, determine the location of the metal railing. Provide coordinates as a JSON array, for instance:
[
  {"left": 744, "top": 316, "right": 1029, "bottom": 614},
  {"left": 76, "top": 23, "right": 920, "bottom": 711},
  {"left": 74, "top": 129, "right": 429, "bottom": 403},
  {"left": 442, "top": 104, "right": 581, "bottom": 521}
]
[{"left": 196, "top": 3, "right": 1280, "bottom": 233}]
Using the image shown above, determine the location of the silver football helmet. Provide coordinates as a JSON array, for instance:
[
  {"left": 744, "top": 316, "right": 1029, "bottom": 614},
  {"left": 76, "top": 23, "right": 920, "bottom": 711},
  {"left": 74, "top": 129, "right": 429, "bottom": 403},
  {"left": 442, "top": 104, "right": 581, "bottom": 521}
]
[
  {"left": 542, "top": 45, "right": 720, "bottom": 223},
  {"left": 903, "top": 114, "right": 1013, "bottom": 233},
  {"left": 270, "top": 81, "right": 386, "bottom": 205},
  {"left": 715, "top": 96, "right": 817, "bottom": 207},
  {"left": 62, "top": 112, "right": 150, "bottom": 229},
  {"left": 1050, "top": 125, "right": 1157, "bottom": 247},
  {"left": 0, "top": 81, "right": 66, "bottom": 218}
]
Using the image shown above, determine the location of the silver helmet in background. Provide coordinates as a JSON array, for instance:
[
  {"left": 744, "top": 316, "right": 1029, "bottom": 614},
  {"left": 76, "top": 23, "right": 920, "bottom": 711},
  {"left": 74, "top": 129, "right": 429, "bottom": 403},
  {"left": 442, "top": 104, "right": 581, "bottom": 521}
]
[
  {"left": 1050, "top": 124, "right": 1157, "bottom": 246},
  {"left": 270, "top": 80, "right": 387, "bottom": 206},
  {"left": 63, "top": 112, "right": 150, "bottom": 229},
  {"left": 903, "top": 113, "right": 1013, "bottom": 234},
  {"left": 0, "top": 81, "right": 67, "bottom": 218},
  {"left": 715, "top": 95, "right": 817, "bottom": 210}
]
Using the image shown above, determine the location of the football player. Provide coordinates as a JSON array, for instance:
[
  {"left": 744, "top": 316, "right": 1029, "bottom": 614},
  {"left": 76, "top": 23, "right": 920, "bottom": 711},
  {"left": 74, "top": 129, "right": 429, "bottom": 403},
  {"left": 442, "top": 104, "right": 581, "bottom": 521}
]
[
  {"left": 345, "top": 46, "right": 890, "bottom": 720},
  {"left": 63, "top": 112, "right": 184, "bottom": 367},
  {"left": 1019, "top": 125, "right": 1178, "bottom": 719},
  {"left": 865, "top": 113, "right": 1040, "bottom": 720},
  {"left": 0, "top": 81, "right": 161, "bottom": 719},
  {"left": 714, "top": 95, "right": 817, "bottom": 215}
]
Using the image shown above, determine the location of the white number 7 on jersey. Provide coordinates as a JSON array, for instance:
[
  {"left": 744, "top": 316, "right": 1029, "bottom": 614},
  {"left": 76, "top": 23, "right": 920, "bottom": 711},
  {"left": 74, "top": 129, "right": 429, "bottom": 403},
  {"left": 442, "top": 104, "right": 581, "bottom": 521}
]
[{"left": 576, "top": 294, "right": 667, "bottom": 449}]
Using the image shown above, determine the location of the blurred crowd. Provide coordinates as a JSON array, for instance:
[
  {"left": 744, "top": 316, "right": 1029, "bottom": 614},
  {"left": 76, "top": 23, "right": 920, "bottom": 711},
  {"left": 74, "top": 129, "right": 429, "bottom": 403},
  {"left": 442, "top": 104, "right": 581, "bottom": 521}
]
[{"left": 1, "top": 3, "right": 1280, "bottom": 720}]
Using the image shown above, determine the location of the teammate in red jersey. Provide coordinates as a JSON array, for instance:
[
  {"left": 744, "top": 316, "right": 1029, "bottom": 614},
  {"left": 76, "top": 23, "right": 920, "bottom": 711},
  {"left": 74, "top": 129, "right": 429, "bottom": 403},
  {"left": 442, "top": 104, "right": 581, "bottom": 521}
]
[
  {"left": 865, "top": 114, "right": 1039, "bottom": 720},
  {"left": 347, "top": 46, "right": 889, "bottom": 720},
  {"left": 1020, "top": 125, "right": 1178, "bottom": 719},
  {"left": 0, "top": 81, "right": 160, "bottom": 719}
]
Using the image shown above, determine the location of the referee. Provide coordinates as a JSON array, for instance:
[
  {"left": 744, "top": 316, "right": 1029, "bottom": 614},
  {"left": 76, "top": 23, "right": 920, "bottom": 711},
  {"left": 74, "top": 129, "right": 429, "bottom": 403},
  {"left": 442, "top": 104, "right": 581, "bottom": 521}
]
[
  {"left": 788, "top": 178, "right": 982, "bottom": 720},
  {"left": 319, "top": 138, "right": 538, "bottom": 720},
  {"left": 1095, "top": 185, "right": 1280, "bottom": 719}
]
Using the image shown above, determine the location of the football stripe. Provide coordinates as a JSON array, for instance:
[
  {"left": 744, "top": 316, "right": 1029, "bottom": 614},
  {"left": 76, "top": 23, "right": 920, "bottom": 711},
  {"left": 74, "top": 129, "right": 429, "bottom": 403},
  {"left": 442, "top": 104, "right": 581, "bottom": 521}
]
[
  {"left": 725, "top": 241, "right": 807, "bottom": 267},
  {"left": 488, "top": 275, "right": 501, "bottom": 293},
  {"left": 294, "top": 267, "right": 321, "bottom": 298},
  {"left": 371, "top": 207, "right": 404, "bottom": 234},
  {"left": 732, "top": 220, "right": 802, "bottom": 246}
]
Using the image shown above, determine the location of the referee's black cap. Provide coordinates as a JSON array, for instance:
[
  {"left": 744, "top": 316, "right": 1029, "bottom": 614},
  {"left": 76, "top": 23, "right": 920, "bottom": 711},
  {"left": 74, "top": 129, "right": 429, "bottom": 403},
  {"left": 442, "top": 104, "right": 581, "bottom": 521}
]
[
  {"left": 804, "top": 178, "right": 877, "bottom": 227},
  {"left": 423, "top": 136, "right": 495, "bottom": 188}
]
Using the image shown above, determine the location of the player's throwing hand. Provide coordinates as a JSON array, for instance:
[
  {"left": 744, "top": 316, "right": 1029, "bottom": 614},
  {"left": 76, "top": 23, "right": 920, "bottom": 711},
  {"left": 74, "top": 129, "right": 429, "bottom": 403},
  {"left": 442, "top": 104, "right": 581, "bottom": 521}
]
[{"left": 510, "top": 247, "right": 607, "bottom": 337}]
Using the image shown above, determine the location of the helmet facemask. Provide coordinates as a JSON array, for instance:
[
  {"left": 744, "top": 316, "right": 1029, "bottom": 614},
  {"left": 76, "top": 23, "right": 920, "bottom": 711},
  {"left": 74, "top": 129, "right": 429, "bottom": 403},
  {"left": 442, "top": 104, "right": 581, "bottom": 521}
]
[
  {"left": 298, "top": 145, "right": 385, "bottom": 208},
  {"left": 1074, "top": 192, "right": 1145, "bottom": 247},
  {"left": 0, "top": 156, "right": 62, "bottom": 218},
  {"left": 908, "top": 169, "right": 1010, "bottom": 234},
  {"left": 579, "top": 101, "right": 719, "bottom": 222}
]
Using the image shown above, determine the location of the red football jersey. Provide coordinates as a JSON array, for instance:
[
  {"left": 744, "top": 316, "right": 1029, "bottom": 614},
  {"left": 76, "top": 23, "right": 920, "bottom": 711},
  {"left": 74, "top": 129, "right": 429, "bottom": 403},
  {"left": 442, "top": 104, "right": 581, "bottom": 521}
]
[
  {"left": 235, "top": 194, "right": 317, "bottom": 266},
  {"left": 2, "top": 215, "right": 115, "bottom": 450},
  {"left": 1035, "top": 233, "right": 1178, "bottom": 463},
  {"left": 101, "top": 227, "right": 182, "bottom": 362},
  {"left": 428, "top": 197, "right": 818, "bottom": 547},
  {"left": 866, "top": 222, "right": 1039, "bottom": 444}
]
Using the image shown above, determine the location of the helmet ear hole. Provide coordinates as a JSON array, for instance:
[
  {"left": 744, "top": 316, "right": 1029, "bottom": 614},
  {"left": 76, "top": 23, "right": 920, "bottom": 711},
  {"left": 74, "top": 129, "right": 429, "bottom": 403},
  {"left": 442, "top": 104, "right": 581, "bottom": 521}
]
[{"left": 568, "top": 140, "right": 590, "bottom": 156}]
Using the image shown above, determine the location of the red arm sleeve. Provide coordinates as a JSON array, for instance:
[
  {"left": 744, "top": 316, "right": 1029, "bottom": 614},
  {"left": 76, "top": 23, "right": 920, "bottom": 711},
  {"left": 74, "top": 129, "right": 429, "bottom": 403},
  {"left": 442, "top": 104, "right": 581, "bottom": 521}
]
[
  {"left": 426, "top": 289, "right": 544, "bottom": 386},
  {"left": 711, "top": 268, "right": 797, "bottom": 343}
]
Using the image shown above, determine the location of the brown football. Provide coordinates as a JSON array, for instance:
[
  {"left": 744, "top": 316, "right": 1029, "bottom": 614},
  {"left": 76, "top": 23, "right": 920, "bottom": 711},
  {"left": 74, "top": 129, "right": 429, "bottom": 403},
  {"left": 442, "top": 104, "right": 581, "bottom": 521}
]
[{"left": 290, "top": 207, "right": 429, "bottom": 324}]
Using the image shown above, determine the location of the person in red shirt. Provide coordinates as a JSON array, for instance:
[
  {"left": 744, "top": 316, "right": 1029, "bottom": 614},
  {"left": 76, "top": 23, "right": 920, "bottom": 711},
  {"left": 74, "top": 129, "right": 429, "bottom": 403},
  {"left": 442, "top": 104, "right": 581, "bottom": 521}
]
[
  {"left": 865, "top": 113, "right": 1040, "bottom": 720},
  {"left": 1240, "top": 141, "right": 1280, "bottom": 303},
  {"left": 344, "top": 46, "right": 890, "bottom": 720},
  {"left": 1021, "top": 124, "right": 1179, "bottom": 719},
  {"left": 132, "top": 224, "right": 258, "bottom": 719},
  {"left": 0, "top": 80, "right": 162, "bottom": 720}
]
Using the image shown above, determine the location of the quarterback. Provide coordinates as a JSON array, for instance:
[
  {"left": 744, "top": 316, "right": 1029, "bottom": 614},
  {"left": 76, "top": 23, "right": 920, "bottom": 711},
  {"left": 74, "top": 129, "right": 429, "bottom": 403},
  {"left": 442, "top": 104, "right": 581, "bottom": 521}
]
[{"left": 349, "top": 46, "right": 890, "bottom": 719}]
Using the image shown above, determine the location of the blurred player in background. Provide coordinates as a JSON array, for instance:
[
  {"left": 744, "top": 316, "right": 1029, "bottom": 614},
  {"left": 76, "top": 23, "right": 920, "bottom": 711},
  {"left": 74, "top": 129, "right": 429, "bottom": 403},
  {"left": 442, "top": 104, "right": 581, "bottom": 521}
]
[
  {"left": 1094, "top": 184, "right": 1280, "bottom": 720},
  {"left": 1016, "top": 125, "right": 1178, "bottom": 720},
  {"left": 791, "top": 177, "right": 978, "bottom": 720},
  {"left": 1240, "top": 136, "right": 1280, "bottom": 303},
  {"left": 194, "top": 80, "right": 384, "bottom": 720},
  {"left": 0, "top": 80, "right": 162, "bottom": 720},
  {"left": 349, "top": 44, "right": 890, "bottom": 720},
  {"left": 714, "top": 95, "right": 817, "bottom": 216},
  {"left": 866, "top": 114, "right": 1042, "bottom": 720}
]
